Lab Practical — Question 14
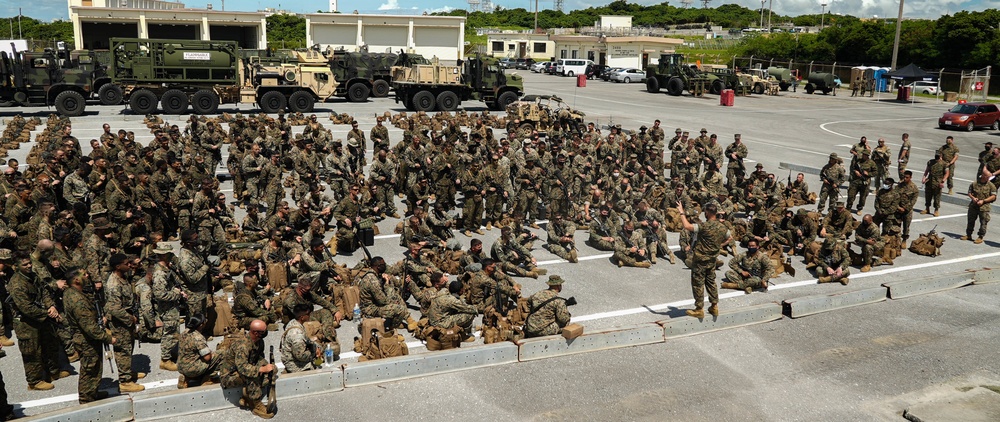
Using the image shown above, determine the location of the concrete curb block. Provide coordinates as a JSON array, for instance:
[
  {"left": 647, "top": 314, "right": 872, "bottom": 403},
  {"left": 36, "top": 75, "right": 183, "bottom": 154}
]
[
  {"left": 779, "top": 162, "right": 1000, "bottom": 213},
  {"left": 275, "top": 368, "right": 344, "bottom": 399},
  {"left": 883, "top": 272, "right": 974, "bottom": 299},
  {"left": 657, "top": 303, "right": 783, "bottom": 338},
  {"left": 132, "top": 385, "right": 241, "bottom": 421},
  {"left": 516, "top": 323, "right": 664, "bottom": 362},
  {"left": 22, "top": 396, "right": 133, "bottom": 422},
  {"left": 342, "top": 342, "right": 518, "bottom": 387},
  {"left": 782, "top": 287, "right": 888, "bottom": 318},
  {"left": 972, "top": 268, "right": 1000, "bottom": 284}
]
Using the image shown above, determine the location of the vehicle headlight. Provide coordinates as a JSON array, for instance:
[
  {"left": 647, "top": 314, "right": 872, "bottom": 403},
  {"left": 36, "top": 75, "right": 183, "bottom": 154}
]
[{"left": 959, "top": 116, "right": 970, "bottom": 121}]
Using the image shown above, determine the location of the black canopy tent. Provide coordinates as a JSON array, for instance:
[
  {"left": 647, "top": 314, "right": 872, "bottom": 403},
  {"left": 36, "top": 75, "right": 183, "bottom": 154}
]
[{"left": 880, "top": 63, "right": 938, "bottom": 102}]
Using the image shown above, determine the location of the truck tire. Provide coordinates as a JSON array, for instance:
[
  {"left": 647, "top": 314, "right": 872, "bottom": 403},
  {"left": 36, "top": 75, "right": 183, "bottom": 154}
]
[
  {"left": 347, "top": 83, "right": 370, "bottom": 102},
  {"left": 129, "top": 89, "right": 158, "bottom": 114},
  {"left": 372, "top": 79, "right": 391, "bottom": 98},
  {"left": 710, "top": 79, "right": 724, "bottom": 95},
  {"left": 780, "top": 81, "right": 790, "bottom": 91},
  {"left": 496, "top": 91, "right": 518, "bottom": 110},
  {"left": 805, "top": 83, "right": 816, "bottom": 94},
  {"left": 160, "top": 89, "right": 188, "bottom": 115},
  {"left": 822, "top": 88, "right": 832, "bottom": 95},
  {"left": 55, "top": 91, "right": 86, "bottom": 117},
  {"left": 436, "top": 91, "right": 459, "bottom": 111},
  {"left": 98, "top": 84, "right": 123, "bottom": 105},
  {"left": 412, "top": 90, "right": 435, "bottom": 112},
  {"left": 288, "top": 91, "right": 315, "bottom": 113},
  {"left": 519, "top": 122, "right": 534, "bottom": 133},
  {"left": 646, "top": 78, "right": 660, "bottom": 93},
  {"left": 666, "top": 77, "right": 684, "bottom": 96},
  {"left": 191, "top": 89, "right": 220, "bottom": 115},
  {"left": 753, "top": 83, "right": 765, "bottom": 95},
  {"left": 259, "top": 91, "right": 286, "bottom": 113}
]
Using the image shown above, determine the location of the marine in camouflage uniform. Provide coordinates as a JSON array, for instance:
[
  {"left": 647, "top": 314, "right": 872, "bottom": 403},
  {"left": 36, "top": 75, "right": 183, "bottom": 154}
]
[
  {"left": 358, "top": 258, "right": 411, "bottom": 331},
  {"left": 544, "top": 213, "right": 577, "bottom": 262},
  {"left": 938, "top": 137, "right": 960, "bottom": 193},
  {"left": 9, "top": 255, "right": 63, "bottom": 389},
  {"left": 427, "top": 281, "right": 478, "bottom": 334},
  {"left": 331, "top": 185, "right": 362, "bottom": 253},
  {"left": 523, "top": 276, "right": 571, "bottom": 338},
  {"left": 105, "top": 255, "right": 144, "bottom": 391},
  {"left": 962, "top": 172, "right": 997, "bottom": 243},
  {"left": 280, "top": 305, "right": 318, "bottom": 373},
  {"left": 177, "top": 316, "right": 222, "bottom": 386},
  {"left": 368, "top": 149, "right": 398, "bottom": 218},
  {"left": 816, "top": 237, "right": 851, "bottom": 285},
  {"left": 279, "top": 273, "right": 342, "bottom": 352},
  {"left": 460, "top": 163, "right": 486, "bottom": 235},
  {"left": 921, "top": 154, "right": 948, "bottom": 216},
  {"left": 724, "top": 134, "right": 748, "bottom": 189},
  {"left": 63, "top": 271, "right": 114, "bottom": 403},
  {"left": 678, "top": 202, "right": 731, "bottom": 318},
  {"left": 845, "top": 151, "right": 876, "bottom": 214},
  {"left": 613, "top": 221, "right": 650, "bottom": 268},
  {"left": 178, "top": 231, "right": 213, "bottom": 318},
  {"left": 854, "top": 215, "right": 883, "bottom": 272},
  {"left": 873, "top": 179, "right": 900, "bottom": 235},
  {"left": 490, "top": 227, "right": 544, "bottom": 278},
  {"left": 871, "top": 138, "right": 892, "bottom": 189},
  {"left": 466, "top": 259, "right": 520, "bottom": 315},
  {"left": 818, "top": 153, "right": 846, "bottom": 213},
  {"left": 233, "top": 274, "right": 277, "bottom": 330},
  {"left": 241, "top": 144, "right": 267, "bottom": 209},
  {"left": 219, "top": 320, "right": 274, "bottom": 417},
  {"left": 152, "top": 246, "right": 184, "bottom": 369},
  {"left": 723, "top": 240, "right": 772, "bottom": 292}
]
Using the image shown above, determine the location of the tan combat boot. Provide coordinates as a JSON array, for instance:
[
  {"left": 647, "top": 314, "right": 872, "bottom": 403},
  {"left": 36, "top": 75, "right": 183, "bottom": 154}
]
[
  {"left": 568, "top": 249, "right": 578, "bottom": 263},
  {"left": 0, "top": 336, "right": 13, "bottom": 347},
  {"left": 685, "top": 308, "right": 705, "bottom": 318},
  {"left": 960, "top": 235, "right": 972, "bottom": 241},
  {"left": 840, "top": 277, "right": 850, "bottom": 286},
  {"left": 975, "top": 238, "right": 984, "bottom": 244},
  {"left": 119, "top": 382, "right": 145, "bottom": 393},
  {"left": 919, "top": 209, "right": 929, "bottom": 215},
  {"left": 160, "top": 360, "right": 178, "bottom": 371},
  {"left": 50, "top": 370, "right": 72, "bottom": 380},
  {"left": 474, "top": 228, "right": 485, "bottom": 235},
  {"left": 485, "top": 221, "right": 493, "bottom": 231},
  {"left": 668, "top": 251, "right": 677, "bottom": 265},
  {"left": 635, "top": 261, "right": 651, "bottom": 269},
  {"left": 251, "top": 401, "right": 276, "bottom": 419},
  {"left": 177, "top": 375, "right": 188, "bottom": 389},
  {"left": 67, "top": 351, "right": 80, "bottom": 363},
  {"left": 860, "top": 265, "right": 871, "bottom": 273},
  {"left": 721, "top": 282, "right": 739, "bottom": 290},
  {"left": 406, "top": 316, "right": 419, "bottom": 332},
  {"left": 28, "top": 381, "right": 55, "bottom": 391},
  {"left": 708, "top": 304, "right": 719, "bottom": 317},
  {"left": 534, "top": 268, "right": 548, "bottom": 276},
  {"left": 817, "top": 276, "right": 832, "bottom": 283}
]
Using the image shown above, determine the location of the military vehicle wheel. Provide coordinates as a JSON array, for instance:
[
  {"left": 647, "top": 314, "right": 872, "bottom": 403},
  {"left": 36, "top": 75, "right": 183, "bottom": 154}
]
[
  {"left": 666, "top": 77, "right": 684, "bottom": 96},
  {"left": 780, "top": 82, "right": 790, "bottom": 91},
  {"left": 519, "top": 122, "right": 534, "bottom": 133},
  {"left": 160, "top": 90, "right": 189, "bottom": 115},
  {"left": 259, "top": 91, "right": 286, "bottom": 113},
  {"left": 347, "top": 83, "right": 370, "bottom": 102},
  {"left": 822, "top": 88, "right": 832, "bottom": 95},
  {"left": 966, "top": 122, "right": 975, "bottom": 132},
  {"left": 646, "top": 78, "right": 660, "bottom": 93},
  {"left": 98, "top": 84, "right": 123, "bottom": 105},
  {"left": 55, "top": 91, "right": 86, "bottom": 117},
  {"left": 372, "top": 80, "right": 391, "bottom": 97},
  {"left": 412, "top": 90, "right": 435, "bottom": 112},
  {"left": 497, "top": 91, "right": 518, "bottom": 110},
  {"left": 191, "top": 89, "right": 220, "bottom": 115},
  {"left": 710, "top": 80, "right": 724, "bottom": 95},
  {"left": 436, "top": 91, "right": 459, "bottom": 111},
  {"left": 753, "top": 83, "right": 765, "bottom": 95},
  {"left": 129, "top": 89, "right": 158, "bottom": 114},
  {"left": 288, "top": 91, "right": 315, "bottom": 113},
  {"left": 805, "top": 83, "right": 816, "bottom": 94}
]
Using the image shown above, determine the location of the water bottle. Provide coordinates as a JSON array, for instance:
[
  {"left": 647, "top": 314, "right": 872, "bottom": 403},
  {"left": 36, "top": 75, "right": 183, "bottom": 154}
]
[
  {"left": 352, "top": 303, "right": 360, "bottom": 321},
  {"left": 324, "top": 344, "right": 334, "bottom": 367}
]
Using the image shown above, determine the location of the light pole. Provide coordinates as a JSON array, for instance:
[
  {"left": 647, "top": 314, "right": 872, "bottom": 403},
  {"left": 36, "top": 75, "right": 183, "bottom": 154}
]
[
  {"left": 767, "top": 0, "right": 773, "bottom": 31},
  {"left": 890, "top": 0, "right": 904, "bottom": 70},
  {"left": 820, "top": 3, "right": 827, "bottom": 31},
  {"left": 760, "top": 0, "right": 765, "bottom": 28}
]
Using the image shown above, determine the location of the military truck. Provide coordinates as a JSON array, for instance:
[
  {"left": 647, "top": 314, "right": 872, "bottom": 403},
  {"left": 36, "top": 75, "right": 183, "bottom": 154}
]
[
  {"left": 766, "top": 67, "right": 794, "bottom": 91},
  {"left": 108, "top": 38, "right": 339, "bottom": 115},
  {"left": 391, "top": 54, "right": 523, "bottom": 112},
  {"left": 804, "top": 72, "right": 837, "bottom": 95},
  {"left": 645, "top": 53, "right": 711, "bottom": 96},
  {"left": 325, "top": 49, "right": 428, "bottom": 102},
  {"left": 0, "top": 44, "right": 104, "bottom": 116},
  {"left": 505, "top": 94, "right": 585, "bottom": 135}
]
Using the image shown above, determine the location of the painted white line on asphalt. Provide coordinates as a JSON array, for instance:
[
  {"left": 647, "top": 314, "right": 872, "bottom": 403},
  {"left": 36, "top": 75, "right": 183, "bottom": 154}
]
[
  {"left": 818, "top": 117, "right": 938, "bottom": 139},
  {"left": 913, "top": 213, "right": 964, "bottom": 222},
  {"left": 375, "top": 234, "right": 401, "bottom": 240}
]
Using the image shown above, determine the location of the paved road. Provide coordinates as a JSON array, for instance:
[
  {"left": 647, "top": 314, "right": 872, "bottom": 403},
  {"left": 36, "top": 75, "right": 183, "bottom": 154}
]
[{"left": 1, "top": 71, "right": 997, "bottom": 419}]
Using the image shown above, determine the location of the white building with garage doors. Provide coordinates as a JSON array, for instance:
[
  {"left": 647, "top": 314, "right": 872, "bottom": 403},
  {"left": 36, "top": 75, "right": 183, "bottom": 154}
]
[{"left": 305, "top": 13, "right": 465, "bottom": 63}]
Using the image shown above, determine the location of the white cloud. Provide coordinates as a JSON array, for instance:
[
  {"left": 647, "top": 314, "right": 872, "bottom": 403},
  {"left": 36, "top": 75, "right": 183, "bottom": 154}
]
[
  {"left": 590, "top": 0, "right": 989, "bottom": 19},
  {"left": 425, "top": 6, "right": 455, "bottom": 13},
  {"left": 378, "top": 0, "right": 401, "bottom": 10}
]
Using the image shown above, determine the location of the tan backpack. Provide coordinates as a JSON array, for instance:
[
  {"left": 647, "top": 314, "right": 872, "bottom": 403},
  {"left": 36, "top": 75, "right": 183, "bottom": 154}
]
[{"left": 909, "top": 232, "right": 944, "bottom": 257}]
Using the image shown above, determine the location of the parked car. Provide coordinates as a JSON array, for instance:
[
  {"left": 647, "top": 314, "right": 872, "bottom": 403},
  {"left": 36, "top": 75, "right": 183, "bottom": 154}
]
[
  {"left": 512, "top": 58, "right": 535, "bottom": 70},
  {"left": 544, "top": 62, "right": 559, "bottom": 74},
  {"left": 531, "top": 61, "right": 549, "bottom": 73},
  {"left": 610, "top": 68, "right": 645, "bottom": 83},
  {"left": 601, "top": 67, "right": 623, "bottom": 81},
  {"left": 938, "top": 103, "right": 1000, "bottom": 131},
  {"left": 497, "top": 58, "right": 515, "bottom": 69},
  {"left": 907, "top": 81, "right": 939, "bottom": 95},
  {"left": 585, "top": 63, "right": 605, "bottom": 79}
]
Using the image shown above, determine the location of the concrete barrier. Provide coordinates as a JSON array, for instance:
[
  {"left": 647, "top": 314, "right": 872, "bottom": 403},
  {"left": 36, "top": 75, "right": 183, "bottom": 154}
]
[
  {"left": 779, "top": 162, "right": 1000, "bottom": 213},
  {"left": 133, "top": 384, "right": 241, "bottom": 421},
  {"left": 883, "top": 272, "right": 974, "bottom": 299},
  {"left": 972, "top": 268, "right": 1000, "bottom": 284},
  {"left": 22, "top": 396, "right": 133, "bottom": 422},
  {"left": 342, "top": 342, "right": 518, "bottom": 387},
  {"left": 782, "top": 287, "right": 888, "bottom": 318},
  {"left": 516, "top": 323, "right": 664, "bottom": 362},
  {"left": 275, "top": 368, "right": 344, "bottom": 399},
  {"left": 658, "top": 303, "right": 783, "bottom": 338}
]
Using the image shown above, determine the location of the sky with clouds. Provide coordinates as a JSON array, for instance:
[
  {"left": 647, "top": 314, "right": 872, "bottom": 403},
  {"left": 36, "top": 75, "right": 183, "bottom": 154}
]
[{"left": 5, "top": 0, "right": 993, "bottom": 22}]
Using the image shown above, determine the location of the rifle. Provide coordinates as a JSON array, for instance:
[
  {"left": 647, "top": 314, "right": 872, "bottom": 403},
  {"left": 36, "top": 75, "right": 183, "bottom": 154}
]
[
  {"left": 267, "top": 345, "right": 277, "bottom": 414},
  {"left": 94, "top": 289, "right": 116, "bottom": 374},
  {"left": 619, "top": 230, "right": 647, "bottom": 262}
]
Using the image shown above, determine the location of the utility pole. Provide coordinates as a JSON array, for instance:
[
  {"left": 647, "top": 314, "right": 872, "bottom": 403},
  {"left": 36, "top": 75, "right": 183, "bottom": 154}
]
[
  {"left": 820, "top": 3, "right": 827, "bottom": 31},
  {"left": 759, "top": 0, "right": 765, "bottom": 28},
  {"left": 534, "top": 0, "right": 538, "bottom": 33},
  {"left": 18, "top": 8, "right": 22, "bottom": 39},
  {"left": 767, "top": 0, "right": 773, "bottom": 31},
  {"left": 890, "top": 0, "right": 904, "bottom": 70}
]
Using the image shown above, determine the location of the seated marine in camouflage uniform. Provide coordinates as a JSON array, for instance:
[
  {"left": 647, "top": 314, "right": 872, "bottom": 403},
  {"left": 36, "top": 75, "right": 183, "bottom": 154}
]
[
  {"left": 177, "top": 314, "right": 222, "bottom": 388},
  {"left": 280, "top": 304, "right": 320, "bottom": 373},
  {"left": 543, "top": 213, "right": 578, "bottom": 263},
  {"left": 427, "top": 278, "right": 478, "bottom": 339},
  {"left": 218, "top": 319, "right": 275, "bottom": 419},
  {"left": 523, "top": 275, "right": 572, "bottom": 338},
  {"left": 722, "top": 239, "right": 773, "bottom": 294}
]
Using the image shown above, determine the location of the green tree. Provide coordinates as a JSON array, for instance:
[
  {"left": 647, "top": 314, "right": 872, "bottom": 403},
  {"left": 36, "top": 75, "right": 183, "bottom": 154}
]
[{"left": 266, "top": 13, "right": 306, "bottom": 49}]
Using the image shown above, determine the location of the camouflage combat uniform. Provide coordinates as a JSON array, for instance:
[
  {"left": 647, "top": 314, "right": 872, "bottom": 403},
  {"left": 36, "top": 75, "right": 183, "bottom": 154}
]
[
  {"left": 358, "top": 269, "right": 409, "bottom": 330},
  {"left": 177, "top": 329, "right": 221, "bottom": 383},
  {"left": 279, "top": 318, "right": 317, "bottom": 373},
  {"left": 105, "top": 272, "right": 138, "bottom": 383},
  {"left": 523, "top": 289, "right": 570, "bottom": 337},
  {"left": 219, "top": 332, "right": 272, "bottom": 402},
  {"left": 63, "top": 287, "right": 113, "bottom": 403},
  {"left": 427, "top": 288, "right": 477, "bottom": 333},
  {"left": 8, "top": 269, "right": 61, "bottom": 387},
  {"left": 152, "top": 262, "right": 183, "bottom": 361}
]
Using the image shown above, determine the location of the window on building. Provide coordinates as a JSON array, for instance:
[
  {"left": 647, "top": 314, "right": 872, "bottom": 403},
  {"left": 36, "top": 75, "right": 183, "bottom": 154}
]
[
  {"left": 560, "top": 50, "right": 567, "bottom": 59},
  {"left": 533, "top": 42, "right": 546, "bottom": 53},
  {"left": 571, "top": 50, "right": 578, "bottom": 59},
  {"left": 508, "top": 44, "right": 515, "bottom": 51},
  {"left": 491, "top": 41, "right": 503, "bottom": 52}
]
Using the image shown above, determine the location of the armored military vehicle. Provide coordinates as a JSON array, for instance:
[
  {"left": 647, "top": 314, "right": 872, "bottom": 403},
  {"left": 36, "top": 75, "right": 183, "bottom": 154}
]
[
  {"left": 0, "top": 44, "right": 103, "bottom": 116},
  {"left": 505, "top": 94, "right": 585, "bottom": 135},
  {"left": 391, "top": 54, "right": 523, "bottom": 112},
  {"left": 645, "top": 53, "right": 711, "bottom": 96},
  {"left": 325, "top": 49, "right": 428, "bottom": 102}
]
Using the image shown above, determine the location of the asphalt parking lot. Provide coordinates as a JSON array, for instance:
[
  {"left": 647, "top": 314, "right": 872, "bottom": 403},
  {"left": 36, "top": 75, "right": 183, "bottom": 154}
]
[{"left": 2, "top": 70, "right": 999, "bottom": 420}]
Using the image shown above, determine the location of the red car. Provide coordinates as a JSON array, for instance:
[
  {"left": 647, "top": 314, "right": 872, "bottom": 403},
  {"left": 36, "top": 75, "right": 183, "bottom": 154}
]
[{"left": 938, "top": 102, "right": 1000, "bottom": 131}]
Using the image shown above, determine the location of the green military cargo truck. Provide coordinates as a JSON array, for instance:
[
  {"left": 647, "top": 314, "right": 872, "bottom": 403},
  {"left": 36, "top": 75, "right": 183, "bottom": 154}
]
[
  {"left": 326, "top": 49, "right": 428, "bottom": 102},
  {"left": 392, "top": 54, "right": 523, "bottom": 112},
  {"left": 0, "top": 44, "right": 103, "bottom": 116}
]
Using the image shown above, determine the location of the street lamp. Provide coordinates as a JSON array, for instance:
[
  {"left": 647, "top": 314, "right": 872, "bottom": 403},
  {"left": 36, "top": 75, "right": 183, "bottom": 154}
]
[
  {"left": 890, "top": 0, "right": 904, "bottom": 70},
  {"left": 820, "top": 3, "right": 827, "bottom": 30},
  {"left": 760, "top": 0, "right": 765, "bottom": 28}
]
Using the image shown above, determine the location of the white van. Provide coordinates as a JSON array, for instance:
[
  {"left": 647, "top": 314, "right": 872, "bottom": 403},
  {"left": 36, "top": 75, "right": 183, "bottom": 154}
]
[{"left": 556, "top": 59, "right": 593, "bottom": 77}]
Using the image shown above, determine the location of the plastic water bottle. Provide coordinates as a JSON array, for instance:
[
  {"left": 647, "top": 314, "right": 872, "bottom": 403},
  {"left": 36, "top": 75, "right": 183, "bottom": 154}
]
[
  {"left": 324, "top": 344, "right": 334, "bottom": 367},
  {"left": 353, "top": 303, "right": 360, "bottom": 321}
]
